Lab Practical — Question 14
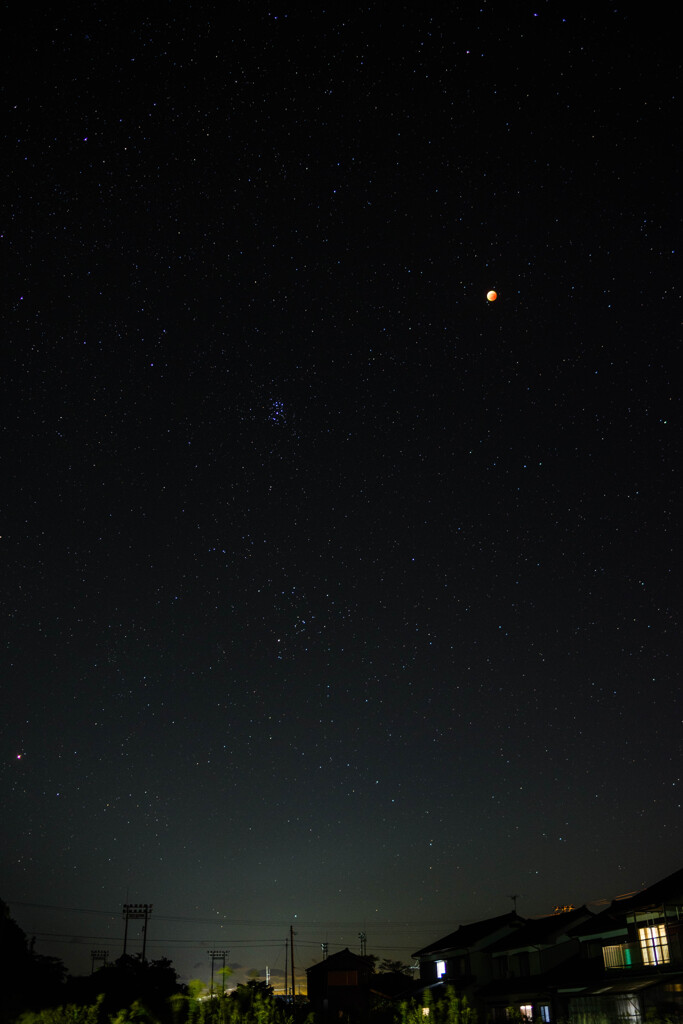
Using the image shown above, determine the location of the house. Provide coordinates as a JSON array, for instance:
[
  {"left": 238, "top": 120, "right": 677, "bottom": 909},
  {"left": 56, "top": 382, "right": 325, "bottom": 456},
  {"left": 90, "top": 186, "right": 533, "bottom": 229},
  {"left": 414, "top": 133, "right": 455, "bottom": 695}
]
[
  {"left": 306, "top": 947, "right": 375, "bottom": 1019},
  {"left": 412, "top": 912, "right": 526, "bottom": 1012},
  {"left": 411, "top": 868, "right": 683, "bottom": 1024},
  {"left": 564, "top": 866, "right": 683, "bottom": 1024},
  {"left": 480, "top": 905, "right": 595, "bottom": 1023}
]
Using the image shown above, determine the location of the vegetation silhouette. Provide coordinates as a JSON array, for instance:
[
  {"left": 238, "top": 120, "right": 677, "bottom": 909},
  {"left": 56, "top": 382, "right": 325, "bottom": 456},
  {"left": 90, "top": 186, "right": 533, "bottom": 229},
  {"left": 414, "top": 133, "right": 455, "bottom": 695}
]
[
  {"left": 1, "top": 900, "right": 66, "bottom": 1023},
  {"left": 63, "top": 955, "right": 184, "bottom": 1022}
]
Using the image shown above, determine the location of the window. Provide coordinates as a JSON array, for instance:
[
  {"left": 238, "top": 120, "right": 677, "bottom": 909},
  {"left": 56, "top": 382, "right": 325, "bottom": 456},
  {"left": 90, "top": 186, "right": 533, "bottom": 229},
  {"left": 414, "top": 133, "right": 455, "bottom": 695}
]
[
  {"left": 539, "top": 1006, "right": 551, "bottom": 1023},
  {"left": 327, "top": 970, "right": 358, "bottom": 986},
  {"left": 436, "top": 960, "right": 447, "bottom": 978},
  {"left": 638, "top": 925, "right": 670, "bottom": 966},
  {"left": 519, "top": 1005, "right": 533, "bottom": 1021},
  {"left": 615, "top": 995, "right": 641, "bottom": 1023},
  {"left": 570, "top": 996, "right": 604, "bottom": 1024}
]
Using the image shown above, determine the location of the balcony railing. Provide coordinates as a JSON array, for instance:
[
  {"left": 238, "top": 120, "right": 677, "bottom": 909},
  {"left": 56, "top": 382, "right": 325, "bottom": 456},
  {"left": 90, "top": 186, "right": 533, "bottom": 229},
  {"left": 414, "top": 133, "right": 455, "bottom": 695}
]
[
  {"left": 603, "top": 943, "right": 638, "bottom": 969},
  {"left": 603, "top": 936, "right": 679, "bottom": 970}
]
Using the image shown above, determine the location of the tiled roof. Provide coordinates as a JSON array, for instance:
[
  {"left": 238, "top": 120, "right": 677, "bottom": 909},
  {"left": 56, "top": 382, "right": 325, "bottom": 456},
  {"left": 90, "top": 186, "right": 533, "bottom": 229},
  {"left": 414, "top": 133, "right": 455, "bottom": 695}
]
[
  {"left": 487, "top": 907, "right": 594, "bottom": 952},
  {"left": 306, "top": 948, "right": 372, "bottom": 974},
  {"left": 413, "top": 912, "right": 525, "bottom": 957}
]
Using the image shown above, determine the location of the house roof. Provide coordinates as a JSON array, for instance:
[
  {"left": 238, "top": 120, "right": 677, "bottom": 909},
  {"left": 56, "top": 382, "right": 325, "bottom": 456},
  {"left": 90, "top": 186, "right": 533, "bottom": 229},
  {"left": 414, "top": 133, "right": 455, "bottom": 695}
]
[
  {"left": 306, "top": 948, "right": 372, "bottom": 975},
  {"left": 567, "top": 906, "right": 628, "bottom": 940},
  {"left": 607, "top": 866, "right": 683, "bottom": 914},
  {"left": 487, "top": 906, "right": 594, "bottom": 953},
  {"left": 562, "top": 867, "right": 683, "bottom": 942},
  {"left": 413, "top": 912, "right": 525, "bottom": 958}
]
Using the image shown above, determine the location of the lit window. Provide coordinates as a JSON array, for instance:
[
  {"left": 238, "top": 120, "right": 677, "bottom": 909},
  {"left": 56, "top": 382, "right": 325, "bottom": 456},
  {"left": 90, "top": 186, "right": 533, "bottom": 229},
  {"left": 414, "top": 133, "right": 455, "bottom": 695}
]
[
  {"left": 639, "top": 925, "right": 670, "bottom": 966},
  {"left": 615, "top": 995, "right": 640, "bottom": 1022},
  {"left": 436, "top": 960, "right": 447, "bottom": 978},
  {"left": 422, "top": 1008, "right": 430, "bottom": 1017},
  {"left": 520, "top": 1005, "right": 533, "bottom": 1021},
  {"left": 539, "top": 1006, "right": 551, "bottom": 1023}
]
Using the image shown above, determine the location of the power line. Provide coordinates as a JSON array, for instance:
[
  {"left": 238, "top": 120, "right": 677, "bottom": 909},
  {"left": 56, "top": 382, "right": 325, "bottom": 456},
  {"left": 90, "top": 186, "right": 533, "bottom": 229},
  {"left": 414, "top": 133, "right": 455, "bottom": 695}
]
[
  {"left": 29, "top": 931, "right": 421, "bottom": 954},
  {"left": 8, "top": 901, "right": 467, "bottom": 930},
  {"left": 29, "top": 933, "right": 291, "bottom": 947}
]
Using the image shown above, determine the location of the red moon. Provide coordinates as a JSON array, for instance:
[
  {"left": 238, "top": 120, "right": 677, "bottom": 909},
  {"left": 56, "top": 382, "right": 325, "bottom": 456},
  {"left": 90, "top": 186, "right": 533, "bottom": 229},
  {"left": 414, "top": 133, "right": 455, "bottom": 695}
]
[{"left": 487, "top": 290, "right": 498, "bottom": 302}]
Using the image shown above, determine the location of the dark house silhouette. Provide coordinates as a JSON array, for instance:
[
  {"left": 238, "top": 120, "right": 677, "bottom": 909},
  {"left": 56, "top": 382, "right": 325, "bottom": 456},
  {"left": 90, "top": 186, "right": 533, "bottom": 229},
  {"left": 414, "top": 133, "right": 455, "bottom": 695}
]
[
  {"left": 413, "top": 911, "right": 526, "bottom": 1009},
  {"left": 306, "top": 947, "right": 374, "bottom": 1018},
  {"left": 480, "top": 905, "right": 594, "bottom": 1021}
]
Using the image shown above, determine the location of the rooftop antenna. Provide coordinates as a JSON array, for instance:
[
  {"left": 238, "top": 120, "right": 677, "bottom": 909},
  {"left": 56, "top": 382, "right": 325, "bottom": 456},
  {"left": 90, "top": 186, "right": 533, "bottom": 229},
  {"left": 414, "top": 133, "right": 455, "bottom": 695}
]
[{"left": 509, "top": 894, "right": 519, "bottom": 913}]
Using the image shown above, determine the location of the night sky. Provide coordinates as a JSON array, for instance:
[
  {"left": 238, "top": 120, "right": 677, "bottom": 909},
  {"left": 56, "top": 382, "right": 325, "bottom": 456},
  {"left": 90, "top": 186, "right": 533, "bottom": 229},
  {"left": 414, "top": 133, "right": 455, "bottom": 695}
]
[{"left": 2, "top": 1, "right": 680, "bottom": 991}]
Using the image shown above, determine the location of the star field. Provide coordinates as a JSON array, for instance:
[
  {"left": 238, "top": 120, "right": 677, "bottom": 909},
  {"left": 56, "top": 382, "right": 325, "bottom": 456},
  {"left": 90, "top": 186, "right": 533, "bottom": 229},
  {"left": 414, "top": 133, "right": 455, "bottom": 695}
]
[{"left": 1, "top": 1, "right": 680, "bottom": 988}]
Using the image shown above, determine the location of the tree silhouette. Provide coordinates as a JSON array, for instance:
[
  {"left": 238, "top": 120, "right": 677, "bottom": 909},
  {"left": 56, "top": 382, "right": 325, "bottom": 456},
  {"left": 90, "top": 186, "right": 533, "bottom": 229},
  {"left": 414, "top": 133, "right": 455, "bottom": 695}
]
[
  {"left": 377, "top": 959, "right": 413, "bottom": 977},
  {"left": 63, "top": 953, "right": 184, "bottom": 1023},
  {"left": 0, "top": 899, "right": 66, "bottom": 1023}
]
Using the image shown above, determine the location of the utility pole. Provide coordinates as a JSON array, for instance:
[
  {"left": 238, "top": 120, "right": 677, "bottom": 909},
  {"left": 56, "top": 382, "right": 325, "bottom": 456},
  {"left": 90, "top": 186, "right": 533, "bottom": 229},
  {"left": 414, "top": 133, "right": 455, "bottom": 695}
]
[
  {"left": 208, "top": 950, "right": 230, "bottom": 996},
  {"left": 290, "top": 925, "right": 296, "bottom": 999},
  {"left": 141, "top": 904, "right": 151, "bottom": 964},
  {"left": 358, "top": 932, "right": 367, "bottom": 957},
  {"left": 122, "top": 904, "right": 153, "bottom": 961},
  {"left": 321, "top": 942, "right": 328, "bottom": 959},
  {"left": 90, "top": 950, "right": 108, "bottom": 974}
]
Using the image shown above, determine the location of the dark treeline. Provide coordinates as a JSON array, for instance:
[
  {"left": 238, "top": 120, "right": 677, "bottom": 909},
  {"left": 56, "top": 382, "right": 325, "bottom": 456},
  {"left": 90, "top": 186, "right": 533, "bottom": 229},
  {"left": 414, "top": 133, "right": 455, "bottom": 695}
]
[{"left": 1, "top": 901, "right": 407, "bottom": 1024}]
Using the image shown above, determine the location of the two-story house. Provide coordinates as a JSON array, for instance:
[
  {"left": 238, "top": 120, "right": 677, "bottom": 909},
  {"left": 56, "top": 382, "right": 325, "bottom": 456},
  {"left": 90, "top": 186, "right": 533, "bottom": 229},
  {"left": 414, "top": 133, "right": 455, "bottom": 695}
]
[
  {"left": 566, "top": 866, "right": 683, "bottom": 1024},
  {"left": 306, "top": 947, "right": 375, "bottom": 1019},
  {"left": 481, "top": 906, "right": 595, "bottom": 1023},
  {"left": 411, "top": 867, "right": 683, "bottom": 1024},
  {"left": 412, "top": 912, "right": 526, "bottom": 1012}
]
